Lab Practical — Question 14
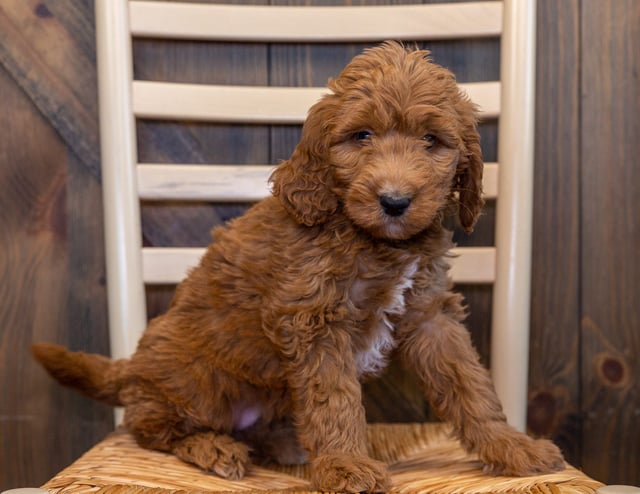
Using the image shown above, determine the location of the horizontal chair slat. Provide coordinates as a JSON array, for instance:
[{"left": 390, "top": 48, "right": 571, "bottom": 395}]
[
  {"left": 137, "top": 163, "right": 499, "bottom": 202},
  {"left": 132, "top": 81, "right": 500, "bottom": 123},
  {"left": 138, "top": 164, "right": 274, "bottom": 202},
  {"left": 133, "top": 83, "right": 323, "bottom": 124},
  {"left": 143, "top": 247, "right": 204, "bottom": 285},
  {"left": 142, "top": 247, "right": 496, "bottom": 285},
  {"left": 483, "top": 162, "right": 499, "bottom": 199},
  {"left": 129, "top": 2, "right": 502, "bottom": 42},
  {"left": 449, "top": 246, "right": 496, "bottom": 284}
]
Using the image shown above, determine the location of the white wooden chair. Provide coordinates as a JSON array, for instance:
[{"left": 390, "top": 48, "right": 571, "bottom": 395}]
[{"left": 33, "top": 1, "right": 608, "bottom": 493}]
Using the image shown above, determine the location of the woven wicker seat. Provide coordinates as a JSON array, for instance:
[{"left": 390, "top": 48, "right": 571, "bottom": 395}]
[{"left": 43, "top": 424, "right": 601, "bottom": 494}]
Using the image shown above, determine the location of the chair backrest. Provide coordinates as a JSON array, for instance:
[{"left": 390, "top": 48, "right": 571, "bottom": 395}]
[{"left": 95, "top": 0, "right": 535, "bottom": 432}]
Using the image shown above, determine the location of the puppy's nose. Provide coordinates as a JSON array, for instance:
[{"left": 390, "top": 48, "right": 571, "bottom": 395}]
[{"left": 379, "top": 195, "right": 412, "bottom": 217}]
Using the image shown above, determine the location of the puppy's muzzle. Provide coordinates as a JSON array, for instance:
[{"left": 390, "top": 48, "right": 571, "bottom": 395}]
[{"left": 379, "top": 195, "right": 412, "bottom": 217}]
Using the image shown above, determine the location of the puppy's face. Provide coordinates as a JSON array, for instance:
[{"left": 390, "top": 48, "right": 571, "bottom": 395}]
[
  {"left": 328, "top": 91, "right": 463, "bottom": 241},
  {"left": 271, "top": 42, "right": 484, "bottom": 239}
]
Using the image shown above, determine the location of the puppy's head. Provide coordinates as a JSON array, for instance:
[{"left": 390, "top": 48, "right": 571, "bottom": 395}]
[{"left": 271, "top": 41, "right": 484, "bottom": 239}]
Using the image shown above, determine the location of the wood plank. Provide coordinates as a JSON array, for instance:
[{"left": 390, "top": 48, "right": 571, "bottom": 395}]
[
  {"left": 482, "top": 162, "right": 498, "bottom": 199},
  {"left": 449, "top": 247, "right": 495, "bottom": 284},
  {"left": 142, "top": 247, "right": 204, "bottom": 285},
  {"left": 132, "top": 80, "right": 500, "bottom": 123},
  {"left": 130, "top": 1, "right": 502, "bottom": 42},
  {"left": 0, "top": 63, "right": 111, "bottom": 490},
  {"left": 133, "top": 82, "right": 325, "bottom": 124},
  {"left": 528, "top": 0, "right": 582, "bottom": 465},
  {"left": 580, "top": 0, "right": 640, "bottom": 485},
  {"left": 137, "top": 164, "right": 274, "bottom": 201},
  {"left": 136, "top": 162, "right": 498, "bottom": 201},
  {"left": 0, "top": 0, "right": 101, "bottom": 178},
  {"left": 142, "top": 246, "right": 495, "bottom": 285}
]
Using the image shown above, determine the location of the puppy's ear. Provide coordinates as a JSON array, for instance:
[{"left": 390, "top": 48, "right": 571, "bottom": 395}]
[
  {"left": 454, "top": 110, "right": 485, "bottom": 233},
  {"left": 270, "top": 96, "right": 339, "bottom": 226}
]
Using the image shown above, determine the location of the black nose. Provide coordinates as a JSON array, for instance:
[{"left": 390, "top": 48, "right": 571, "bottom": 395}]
[{"left": 379, "top": 195, "right": 411, "bottom": 217}]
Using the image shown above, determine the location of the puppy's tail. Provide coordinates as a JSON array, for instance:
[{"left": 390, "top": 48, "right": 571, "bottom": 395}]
[{"left": 31, "top": 342, "right": 127, "bottom": 407}]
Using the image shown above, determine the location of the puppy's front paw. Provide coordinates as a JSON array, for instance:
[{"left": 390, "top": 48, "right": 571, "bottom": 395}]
[
  {"left": 481, "top": 433, "right": 565, "bottom": 476},
  {"left": 311, "top": 453, "right": 390, "bottom": 493}
]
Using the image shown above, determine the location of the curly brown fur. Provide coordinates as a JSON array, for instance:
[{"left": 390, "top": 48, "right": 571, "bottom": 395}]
[{"left": 32, "top": 42, "right": 564, "bottom": 492}]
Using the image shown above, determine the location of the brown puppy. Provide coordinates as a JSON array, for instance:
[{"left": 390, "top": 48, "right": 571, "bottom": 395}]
[{"left": 33, "top": 42, "right": 564, "bottom": 493}]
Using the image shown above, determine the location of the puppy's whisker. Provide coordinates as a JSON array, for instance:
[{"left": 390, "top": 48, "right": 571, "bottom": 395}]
[{"left": 453, "top": 186, "right": 480, "bottom": 194}]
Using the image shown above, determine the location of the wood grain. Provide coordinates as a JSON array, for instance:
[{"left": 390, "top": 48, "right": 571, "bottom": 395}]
[
  {"left": 528, "top": 0, "right": 582, "bottom": 465},
  {"left": 580, "top": 0, "right": 640, "bottom": 485},
  {"left": 0, "top": 1, "right": 112, "bottom": 490},
  {"left": 0, "top": 0, "right": 101, "bottom": 177},
  {"left": 0, "top": 63, "right": 111, "bottom": 489}
]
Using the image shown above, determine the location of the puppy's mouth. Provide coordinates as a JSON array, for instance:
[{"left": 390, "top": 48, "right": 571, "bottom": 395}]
[{"left": 345, "top": 190, "right": 438, "bottom": 241}]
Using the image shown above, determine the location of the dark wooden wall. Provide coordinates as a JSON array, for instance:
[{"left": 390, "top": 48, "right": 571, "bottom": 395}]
[{"left": 1, "top": 0, "right": 638, "bottom": 489}]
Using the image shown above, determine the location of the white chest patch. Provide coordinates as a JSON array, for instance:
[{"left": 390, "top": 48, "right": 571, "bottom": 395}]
[{"left": 355, "top": 259, "right": 419, "bottom": 377}]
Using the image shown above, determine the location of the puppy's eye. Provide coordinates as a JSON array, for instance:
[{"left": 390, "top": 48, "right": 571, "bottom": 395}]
[
  {"left": 354, "top": 130, "right": 373, "bottom": 142},
  {"left": 422, "top": 134, "right": 437, "bottom": 150}
]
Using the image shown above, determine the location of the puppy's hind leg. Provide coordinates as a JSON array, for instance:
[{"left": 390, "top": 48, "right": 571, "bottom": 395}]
[
  {"left": 122, "top": 384, "right": 250, "bottom": 480},
  {"left": 171, "top": 431, "right": 250, "bottom": 480}
]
